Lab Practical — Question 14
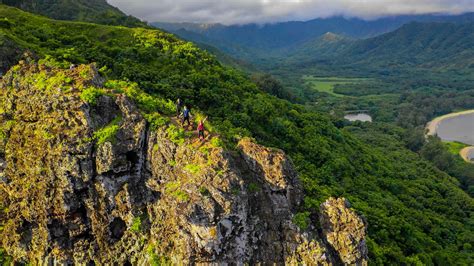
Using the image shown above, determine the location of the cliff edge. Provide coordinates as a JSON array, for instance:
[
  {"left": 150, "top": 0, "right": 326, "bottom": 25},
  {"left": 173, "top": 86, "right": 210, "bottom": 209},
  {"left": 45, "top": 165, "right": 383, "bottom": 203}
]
[{"left": 0, "top": 60, "right": 367, "bottom": 264}]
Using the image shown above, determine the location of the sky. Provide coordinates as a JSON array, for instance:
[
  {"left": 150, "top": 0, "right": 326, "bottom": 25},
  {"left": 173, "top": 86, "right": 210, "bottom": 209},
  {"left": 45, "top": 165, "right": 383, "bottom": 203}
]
[{"left": 107, "top": 0, "right": 474, "bottom": 25}]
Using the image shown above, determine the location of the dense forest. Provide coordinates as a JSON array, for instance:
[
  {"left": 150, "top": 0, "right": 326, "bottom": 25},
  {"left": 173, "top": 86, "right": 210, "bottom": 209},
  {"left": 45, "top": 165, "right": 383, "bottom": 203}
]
[
  {"left": 0, "top": 0, "right": 147, "bottom": 27},
  {"left": 0, "top": 4, "right": 473, "bottom": 264}
]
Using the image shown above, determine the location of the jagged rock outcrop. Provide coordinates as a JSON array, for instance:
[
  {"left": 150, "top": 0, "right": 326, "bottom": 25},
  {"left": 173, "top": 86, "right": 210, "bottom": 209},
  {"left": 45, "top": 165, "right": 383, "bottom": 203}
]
[
  {"left": 320, "top": 198, "right": 368, "bottom": 266},
  {"left": 0, "top": 61, "right": 368, "bottom": 264}
]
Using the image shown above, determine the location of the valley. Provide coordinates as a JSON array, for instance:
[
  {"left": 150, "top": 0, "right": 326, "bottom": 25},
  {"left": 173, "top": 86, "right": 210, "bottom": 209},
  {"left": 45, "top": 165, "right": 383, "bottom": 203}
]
[{"left": 0, "top": 1, "right": 473, "bottom": 265}]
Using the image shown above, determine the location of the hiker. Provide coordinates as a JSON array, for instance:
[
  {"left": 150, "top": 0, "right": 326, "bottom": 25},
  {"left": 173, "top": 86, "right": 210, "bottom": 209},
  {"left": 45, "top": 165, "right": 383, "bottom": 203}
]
[
  {"left": 197, "top": 117, "right": 208, "bottom": 141},
  {"left": 181, "top": 106, "right": 191, "bottom": 127},
  {"left": 176, "top": 98, "right": 182, "bottom": 117}
]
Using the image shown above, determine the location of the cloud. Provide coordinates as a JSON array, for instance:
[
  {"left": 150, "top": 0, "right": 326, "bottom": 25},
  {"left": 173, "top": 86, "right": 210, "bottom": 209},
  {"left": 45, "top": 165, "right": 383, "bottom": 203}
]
[{"left": 107, "top": 0, "right": 474, "bottom": 24}]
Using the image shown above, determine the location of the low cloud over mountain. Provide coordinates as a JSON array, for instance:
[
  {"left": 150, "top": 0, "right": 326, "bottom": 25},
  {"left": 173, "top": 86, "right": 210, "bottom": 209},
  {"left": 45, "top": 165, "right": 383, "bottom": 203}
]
[{"left": 108, "top": 0, "right": 474, "bottom": 24}]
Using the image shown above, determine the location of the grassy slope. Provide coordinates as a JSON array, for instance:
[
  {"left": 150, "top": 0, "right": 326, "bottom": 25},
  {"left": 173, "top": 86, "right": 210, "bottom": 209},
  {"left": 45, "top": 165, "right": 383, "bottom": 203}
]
[
  {"left": 302, "top": 76, "right": 373, "bottom": 97},
  {"left": 0, "top": 5, "right": 473, "bottom": 264},
  {"left": 0, "top": 0, "right": 147, "bottom": 27}
]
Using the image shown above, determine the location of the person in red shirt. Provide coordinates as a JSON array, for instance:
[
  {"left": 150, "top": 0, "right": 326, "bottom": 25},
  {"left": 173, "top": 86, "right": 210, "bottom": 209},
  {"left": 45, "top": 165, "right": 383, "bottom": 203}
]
[{"left": 197, "top": 117, "right": 207, "bottom": 141}]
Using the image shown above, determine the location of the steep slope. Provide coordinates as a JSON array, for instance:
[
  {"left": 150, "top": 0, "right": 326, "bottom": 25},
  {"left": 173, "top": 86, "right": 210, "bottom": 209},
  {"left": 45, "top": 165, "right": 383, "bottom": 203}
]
[
  {"left": 0, "top": 0, "right": 147, "bottom": 27},
  {"left": 0, "top": 60, "right": 368, "bottom": 264},
  {"left": 281, "top": 22, "right": 474, "bottom": 74},
  {"left": 277, "top": 32, "right": 355, "bottom": 61},
  {"left": 0, "top": 5, "right": 473, "bottom": 264},
  {"left": 343, "top": 22, "right": 474, "bottom": 70}
]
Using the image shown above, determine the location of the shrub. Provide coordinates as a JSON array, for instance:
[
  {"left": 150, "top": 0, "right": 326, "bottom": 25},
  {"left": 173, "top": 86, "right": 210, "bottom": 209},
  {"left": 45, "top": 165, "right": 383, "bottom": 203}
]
[
  {"left": 292, "top": 212, "right": 310, "bottom": 230},
  {"left": 93, "top": 116, "right": 121, "bottom": 145},
  {"left": 38, "top": 55, "right": 70, "bottom": 69},
  {"left": 210, "top": 137, "right": 223, "bottom": 148},
  {"left": 144, "top": 113, "right": 170, "bottom": 130},
  {"left": 130, "top": 214, "right": 147, "bottom": 233},
  {"left": 115, "top": 81, "right": 175, "bottom": 115},
  {"left": 80, "top": 87, "right": 106, "bottom": 106},
  {"left": 166, "top": 125, "right": 185, "bottom": 145}
]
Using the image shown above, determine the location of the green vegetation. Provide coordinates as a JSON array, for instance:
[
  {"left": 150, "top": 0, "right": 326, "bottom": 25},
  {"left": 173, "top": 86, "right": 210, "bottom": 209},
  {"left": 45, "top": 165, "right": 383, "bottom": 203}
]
[
  {"left": 0, "top": 5, "right": 472, "bottom": 264},
  {"left": 108, "top": 81, "right": 175, "bottom": 115},
  {"left": 131, "top": 214, "right": 147, "bottom": 233},
  {"left": 80, "top": 87, "right": 105, "bottom": 105},
  {"left": 444, "top": 141, "right": 469, "bottom": 156},
  {"left": 166, "top": 125, "right": 186, "bottom": 146},
  {"left": 302, "top": 76, "right": 372, "bottom": 97},
  {"left": 210, "top": 137, "right": 223, "bottom": 148},
  {"left": 165, "top": 182, "right": 189, "bottom": 202},
  {"left": 147, "top": 245, "right": 171, "bottom": 266},
  {"left": 0, "top": 248, "right": 12, "bottom": 265},
  {"left": 144, "top": 113, "right": 170, "bottom": 131},
  {"left": 1, "top": 0, "right": 148, "bottom": 28},
  {"left": 184, "top": 164, "right": 201, "bottom": 174},
  {"left": 292, "top": 211, "right": 310, "bottom": 230},
  {"left": 92, "top": 116, "right": 122, "bottom": 145}
]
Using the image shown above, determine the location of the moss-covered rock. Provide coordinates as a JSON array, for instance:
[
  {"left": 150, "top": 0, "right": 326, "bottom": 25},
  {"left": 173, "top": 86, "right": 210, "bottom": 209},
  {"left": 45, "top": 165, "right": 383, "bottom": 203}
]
[{"left": 0, "top": 61, "right": 368, "bottom": 264}]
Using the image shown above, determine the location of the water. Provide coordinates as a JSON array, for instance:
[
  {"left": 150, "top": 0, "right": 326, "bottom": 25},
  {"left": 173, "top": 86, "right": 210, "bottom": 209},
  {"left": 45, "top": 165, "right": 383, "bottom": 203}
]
[
  {"left": 344, "top": 113, "right": 372, "bottom": 122},
  {"left": 436, "top": 112, "right": 474, "bottom": 145}
]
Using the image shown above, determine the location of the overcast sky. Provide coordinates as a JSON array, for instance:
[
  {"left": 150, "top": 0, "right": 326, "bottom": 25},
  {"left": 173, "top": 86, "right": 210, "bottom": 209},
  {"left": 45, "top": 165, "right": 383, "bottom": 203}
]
[{"left": 107, "top": 0, "right": 474, "bottom": 25}]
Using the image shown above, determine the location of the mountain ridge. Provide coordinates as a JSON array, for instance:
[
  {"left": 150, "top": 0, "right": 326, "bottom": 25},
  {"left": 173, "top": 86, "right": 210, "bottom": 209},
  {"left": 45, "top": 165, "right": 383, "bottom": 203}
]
[
  {"left": 153, "top": 13, "right": 474, "bottom": 51},
  {"left": 285, "top": 21, "right": 474, "bottom": 73},
  {"left": 0, "top": 0, "right": 148, "bottom": 27}
]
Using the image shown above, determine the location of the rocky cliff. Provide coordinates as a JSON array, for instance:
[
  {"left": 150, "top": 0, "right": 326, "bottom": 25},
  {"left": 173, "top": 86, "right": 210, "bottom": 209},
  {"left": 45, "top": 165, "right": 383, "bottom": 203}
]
[{"left": 0, "top": 60, "right": 368, "bottom": 264}]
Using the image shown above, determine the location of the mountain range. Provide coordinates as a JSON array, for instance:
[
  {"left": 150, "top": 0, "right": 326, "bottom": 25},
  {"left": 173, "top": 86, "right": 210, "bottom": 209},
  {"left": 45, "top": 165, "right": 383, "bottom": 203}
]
[
  {"left": 153, "top": 14, "right": 474, "bottom": 78},
  {"left": 154, "top": 13, "right": 474, "bottom": 48}
]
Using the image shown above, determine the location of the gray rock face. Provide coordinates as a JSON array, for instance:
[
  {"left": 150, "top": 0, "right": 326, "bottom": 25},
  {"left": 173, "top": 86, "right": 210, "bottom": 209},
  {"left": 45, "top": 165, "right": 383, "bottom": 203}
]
[{"left": 0, "top": 62, "right": 368, "bottom": 264}]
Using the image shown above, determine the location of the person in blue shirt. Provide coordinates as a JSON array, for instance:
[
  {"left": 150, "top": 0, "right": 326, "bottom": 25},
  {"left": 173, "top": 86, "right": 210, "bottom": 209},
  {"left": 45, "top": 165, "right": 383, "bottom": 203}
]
[{"left": 181, "top": 106, "right": 191, "bottom": 127}]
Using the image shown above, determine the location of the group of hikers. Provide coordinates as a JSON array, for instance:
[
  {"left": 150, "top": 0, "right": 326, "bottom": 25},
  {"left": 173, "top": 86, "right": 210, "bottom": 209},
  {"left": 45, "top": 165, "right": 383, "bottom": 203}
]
[{"left": 175, "top": 98, "right": 207, "bottom": 141}]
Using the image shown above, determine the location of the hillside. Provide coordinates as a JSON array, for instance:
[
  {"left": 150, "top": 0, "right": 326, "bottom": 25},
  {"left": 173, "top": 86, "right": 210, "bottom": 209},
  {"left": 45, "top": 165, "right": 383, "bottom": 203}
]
[
  {"left": 342, "top": 22, "right": 474, "bottom": 71},
  {"left": 269, "top": 21, "right": 474, "bottom": 78},
  {"left": 0, "top": 0, "right": 147, "bottom": 27},
  {"left": 154, "top": 13, "right": 474, "bottom": 59},
  {"left": 0, "top": 4, "right": 473, "bottom": 264}
]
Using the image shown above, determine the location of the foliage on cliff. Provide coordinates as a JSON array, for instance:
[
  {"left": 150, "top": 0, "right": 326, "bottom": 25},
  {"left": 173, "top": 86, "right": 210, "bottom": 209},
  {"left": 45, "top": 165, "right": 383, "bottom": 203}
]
[{"left": 0, "top": 5, "right": 473, "bottom": 264}]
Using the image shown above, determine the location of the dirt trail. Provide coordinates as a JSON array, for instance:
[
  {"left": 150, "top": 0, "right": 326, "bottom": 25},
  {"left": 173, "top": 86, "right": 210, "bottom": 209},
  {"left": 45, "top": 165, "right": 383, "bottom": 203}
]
[{"left": 169, "top": 116, "right": 213, "bottom": 147}]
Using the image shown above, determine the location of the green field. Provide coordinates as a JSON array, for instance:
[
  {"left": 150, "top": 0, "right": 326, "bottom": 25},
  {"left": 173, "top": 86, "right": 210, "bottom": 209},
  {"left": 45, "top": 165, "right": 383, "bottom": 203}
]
[
  {"left": 302, "top": 76, "right": 371, "bottom": 97},
  {"left": 444, "top": 141, "right": 469, "bottom": 156}
]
